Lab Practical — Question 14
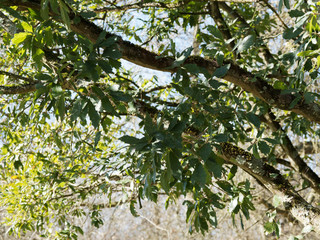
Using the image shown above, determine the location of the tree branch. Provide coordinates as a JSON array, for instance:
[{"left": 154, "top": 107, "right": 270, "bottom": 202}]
[
  {"left": 219, "top": 142, "right": 320, "bottom": 233},
  {"left": 209, "top": 1, "right": 235, "bottom": 51},
  {"left": 260, "top": 110, "right": 320, "bottom": 194},
  {"left": 0, "top": 70, "right": 36, "bottom": 83},
  {"left": 0, "top": 83, "right": 37, "bottom": 94}
]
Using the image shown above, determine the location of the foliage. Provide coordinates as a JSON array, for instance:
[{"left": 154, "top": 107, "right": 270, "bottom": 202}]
[{"left": 0, "top": 0, "right": 320, "bottom": 239}]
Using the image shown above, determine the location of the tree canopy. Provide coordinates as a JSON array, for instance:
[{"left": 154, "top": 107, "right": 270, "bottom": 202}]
[{"left": 1, "top": 0, "right": 320, "bottom": 239}]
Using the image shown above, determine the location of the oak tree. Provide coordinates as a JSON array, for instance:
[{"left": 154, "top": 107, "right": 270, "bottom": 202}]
[{"left": 0, "top": 0, "right": 320, "bottom": 238}]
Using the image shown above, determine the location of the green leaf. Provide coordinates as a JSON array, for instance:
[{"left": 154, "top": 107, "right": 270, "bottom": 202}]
[
  {"left": 120, "top": 135, "right": 140, "bottom": 144},
  {"left": 212, "top": 64, "right": 230, "bottom": 78},
  {"left": 110, "top": 91, "right": 132, "bottom": 102},
  {"left": 258, "top": 141, "right": 270, "bottom": 155},
  {"left": 283, "top": 27, "right": 303, "bottom": 39},
  {"left": 237, "top": 35, "right": 255, "bottom": 52},
  {"left": 103, "top": 47, "right": 122, "bottom": 59},
  {"left": 213, "top": 134, "right": 228, "bottom": 142},
  {"left": 278, "top": 0, "right": 283, "bottom": 12},
  {"left": 283, "top": 0, "right": 290, "bottom": 9},
  {"left": 56, "top": 95, "right": 65, "bottom": 120},
  {"left": 289, "top": 96, "right": 301, "bottom": 109},
  {"left": 49, "top": 0, "right": 59, "bottom": 14},
  {"left": 130, "top": 201, "right": 139, "bottom": 217},
  {"left": 205, "top": 156, "right": 222, "bottom": 178},
  {"left": 168, "top": 151, "right": 182, "bottom": 180},
  {"left": 144, "top": 114, "right": 155, "bottom": 136},
  {"left": 191, "top": 163, "right": 207, "bottom": 187},
  {"left": 71, "top": 98, "right": 85, "bottom": 122},
  {"left": 14, "top": 160, "right": 23, "bottom": 170},
  {"left": 171, "top": 47, "right": 193, "bottom": 68},
  {"left": 197, "top": 143, "right": 212, "bottom": 161},
  {"left": 12, "top": 32, "right": 31, "bottom": 45},
  {"left": 21, "top": 21, "right": 32, "bottom": 32},
  {"left": 227, "top": 165, "right": 237, "bottom": 180},
  {"left": 252, "top": 144, "right": 260, "bottom": 159},
  {"left": 98, "top": 60, "right": 113, "bottom": 73},
  {"left": 100, "top": 97, "right": 117, "bottom": 115},
  {"left": 160, "top": 170, "right": 171, "bottom": 193},
  {"left": 303, "top": 92, "right": 315, "bottom": 104},
  {"left": 87, "top": 100, "right": 100, "bottom": 128},
  {"left": 246, "top": 113, "right": 261, "bottom": 129},
  {"left": 33, "top": 48, "right": 44, "bottom": 66},
  {"left": 94, "top": 131, "right": 101, "bottom": 148},
  {"left": 216, "top": 181, "right": 233, "bottom": 194},
  {"left": 207, "top": 25, "right": 223, "bottom": 40},
  {"left": 40, "top": 0, "right": 50, "bottom": 20},
  {"left": 264, "top": 222, "right": 275, "bottom": 233},
  {"left": 209, "top": 79, "right": 227, "bottom": 89},
  {"left": 288, "top": 10, "right": 304, "bottom": 17},
  {"left": 59, "top": 2, "right": 70, "bottom": 30}
]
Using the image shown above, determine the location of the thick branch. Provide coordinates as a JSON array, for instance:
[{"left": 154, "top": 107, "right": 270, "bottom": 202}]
[
  {"left": 218, "top": 2, "right": 274, "bottom": 63},
  {"left": 209, "top": 2, "right": 235, "bottom": 51},
  {"left": 260, "top": 111, "right": 320, "bottom": 194},
  {"left": 219, "top": 142, "right": 320, "bottom": 233},
  {"left": 0, "top": 83, "right": 36, "bottom": 94}
]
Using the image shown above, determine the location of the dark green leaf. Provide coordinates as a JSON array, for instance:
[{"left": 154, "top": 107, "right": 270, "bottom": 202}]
[
  {"left": 278, "top": 0, "right": 283, "bottom": 12},
  {"left": 103, "top": 47, "right": 122, "bottom": 59},
  {"left": 56, "top": 95, "right": 65, "bottom": 120},
  {"left": 213, "top": 134, "right": 228, "bottom": 142},
  {"left": 228, "top": 165, "right": 238, "bottom": 180},
  {"left": 283, "top": 0, "right": 290, "bottom": 9},
  {"left": 283, "top": 27, "right": 303, "bottom": 39},
  {"left": 258, "top": 141, "right": 270, "bottom": 155},
  {"left": 59, "top": 3, "right": 70, "bottom": 30},
  {"left": 288, "top": 10, "right": 304, "bottom": 17},
  {"left": 246, "top": 113, "right": 261, "bottom": 129},
  {"left": 209, "top": 79, "right": 227, "bottom": 89},
  {"left": 197, "top": 143, "right": 212, "bottom": 161},
  {"left": 303, "top": 92, "right": 315, "bottom": 104},
  {"left": 171, "top": 47, "right": 193, "bottom": 68},
  {"left": 101, "top": 97, "right": 117, "bottom": 115},
  {"left": 212, "top": 64, "right": 230, "bottom": 78},
  {"left": 144, "top": 114, "right": 155, "bottom": 136},
  {"left": 216, "top": 181, "right": 233, "bottom": 194},
  {"left": 205, "top": 156, "right": 222, "bottom": 178},
  {"left": 207, "top": 25, "right": 223, "bottom": 40},
  {"left": 191, "top": 163, "right": 207, "bottom": 187},
  {"left": 98, "top": 60, "right": 113, "bottom": 73},
  {"left": 71, "top": 98, "right": 86, "bottom": 122},
  {"left": 40, "top": 0, "right": 50, "bottom": 20},
  {"left": 94, "top": 131, "right": 101, "bottom": 148},
  {"left": 88, "top": 101, "right": 100, "bottom": 128},
  {"left": 120, "top": 135, "right": 140, "bottom": 144},
  {"left": 289, "top": 96, "right": 301, "bottom": 109},
  {"left": 49, "top": 0, "right": 59, "bottom": 14},
  {"left": 237, "top": 35, "right": 255, "bottom": 52},
  {"left": 160, "top": 170, "right": 171, "bottom": 193},
  {"left": 130, "top": 201, "right": 139, "bottom": 217},
  {"left": 14, "top": 160, "right": 23, "bottom": 170},
  {"left": 168, "top": 151, "right": 182, "bottom": 180}
]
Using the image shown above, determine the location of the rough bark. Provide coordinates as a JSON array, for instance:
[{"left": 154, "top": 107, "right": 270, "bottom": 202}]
[{"left": 219, "top": 142, "right": 320, "bottom": 233}]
